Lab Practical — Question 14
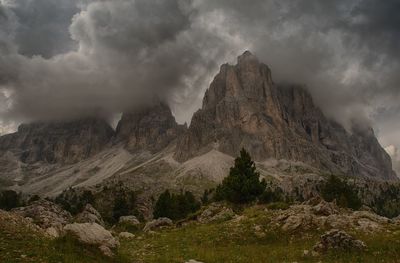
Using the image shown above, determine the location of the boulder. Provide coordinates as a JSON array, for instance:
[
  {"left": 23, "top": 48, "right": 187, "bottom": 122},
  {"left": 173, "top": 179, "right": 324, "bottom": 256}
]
[
  {"left": 75, "top": 204, "right": 105, "bottom": 226},
  {"left": 185, "top": 260, "right": 204, "bottom": 263},
  {"left": 64, "top": 223, "right": 119, "bottom": 255},
  {"left": 313, "top": 229, "right": 366, "bottom": 253},
  {"left": 119, "top": 215, "right": 140, "bottom": 226},
  {"left": 143, "top": 217, "right": 173, "bottom": 232}
]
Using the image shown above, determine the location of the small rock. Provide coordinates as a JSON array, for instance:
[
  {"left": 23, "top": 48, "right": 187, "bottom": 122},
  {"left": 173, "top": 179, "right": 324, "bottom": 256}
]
[
  {"left": 99, "top": 245, "right": 114, "bottom": 257},
  {"left": 143, "top": 217, "right": 173, "bottom": 232},
  {"left": 45, "top": 227, "right": 60, "bottom": 238},
  {"left": 119, "top": 215, "right": 140, "bottom": 225},
  {"left": 119, "top": 232, "right": 135, "bottom": 239}
]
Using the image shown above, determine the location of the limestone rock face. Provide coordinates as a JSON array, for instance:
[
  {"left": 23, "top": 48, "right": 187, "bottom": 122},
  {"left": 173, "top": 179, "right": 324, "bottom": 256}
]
[
  {"left": 0, "top": 118, "right": 114, "bottom": 164},
  {"left": 116, "top": 102, "right": 186, "bottom": 153},
  {"left": 175, "top": 51, "right": 396, "bottom": 180}
]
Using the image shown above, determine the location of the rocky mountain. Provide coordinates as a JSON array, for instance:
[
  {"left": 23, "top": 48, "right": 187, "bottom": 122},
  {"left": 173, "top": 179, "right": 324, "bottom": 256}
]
[
  {"left": 0, "top": 51, "right": 397, "bottom": 199},
  {"left": 175, "top": 51, "right": 396, "bottom": 180},
  {"left": 115, "top": 102, "right": 186, "bottom": 153},
  {"left": 0, "top": 118, "right": 114, "bottom": 164}
]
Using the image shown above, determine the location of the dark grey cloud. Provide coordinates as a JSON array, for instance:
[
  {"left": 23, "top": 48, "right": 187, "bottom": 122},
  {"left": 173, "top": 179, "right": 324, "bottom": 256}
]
[
  {"left": 9, "top": 0, "right": 78, "bottom": 58},
  {"left": 0, "top": 0, "right": 399, "bottom": 160}
]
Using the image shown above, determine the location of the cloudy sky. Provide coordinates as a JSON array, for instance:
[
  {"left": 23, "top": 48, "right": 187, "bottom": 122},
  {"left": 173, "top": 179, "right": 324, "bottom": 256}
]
[{"left": 0, "top": 0, "right": 399, "bottom": 167}]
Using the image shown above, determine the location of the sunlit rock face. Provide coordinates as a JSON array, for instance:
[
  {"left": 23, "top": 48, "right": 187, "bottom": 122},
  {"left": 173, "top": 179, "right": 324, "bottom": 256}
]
[{"left": 175, "top": 51, "right": 396, "bottom": 180}]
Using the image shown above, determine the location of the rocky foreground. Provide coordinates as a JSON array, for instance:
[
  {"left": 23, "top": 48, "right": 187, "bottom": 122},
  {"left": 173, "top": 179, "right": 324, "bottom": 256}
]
[{"left": 1, "top": 199, "right": 400, "bottom": 262}]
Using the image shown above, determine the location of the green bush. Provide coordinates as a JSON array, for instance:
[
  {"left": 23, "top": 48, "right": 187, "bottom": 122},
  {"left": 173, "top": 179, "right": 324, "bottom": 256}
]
[
  {"left": 321, "top": 175, "right": 362, "bottom": 210},
  {"left": 215, "top": 148, "right": 266, "bottom": 204},
  {"left": 153, "top": 190, "right": 200, "bottom": 221}
]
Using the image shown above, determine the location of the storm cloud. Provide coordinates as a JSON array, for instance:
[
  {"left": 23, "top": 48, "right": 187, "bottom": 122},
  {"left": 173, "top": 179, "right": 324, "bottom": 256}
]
[{"left": 0, "top": 0, "right": 399, "bottom": 171}]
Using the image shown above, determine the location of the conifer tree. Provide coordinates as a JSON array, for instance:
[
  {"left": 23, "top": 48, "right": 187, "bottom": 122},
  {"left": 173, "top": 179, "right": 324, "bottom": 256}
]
[{"left": 216, "top": 148, "right": 266, "bottom": 203}]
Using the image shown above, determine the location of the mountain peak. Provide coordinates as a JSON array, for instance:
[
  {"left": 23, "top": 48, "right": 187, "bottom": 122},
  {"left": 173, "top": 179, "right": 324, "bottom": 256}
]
[
  {"left": 237, "top": 50, "right": 259, "bottom": 65},
  {"left": 175, "top": 52, "right": 396, "bottom": 180}
]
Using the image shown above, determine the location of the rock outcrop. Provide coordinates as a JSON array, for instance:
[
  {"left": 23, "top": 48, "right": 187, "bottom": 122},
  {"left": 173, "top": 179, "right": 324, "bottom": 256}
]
[
  {"left": 175, "top": 51, "right": 396, "bottom": 180},
  {"left": 116, "top": 102, "right": 185, "bottom": 153},
  {"left": 273, "top": 200, "right": 389, "bottom": 232},
  {"left": 313, "top": 229, "right": 366, "bottom": 253},
  {"left": 12, "top": 199, "right": 72, "bottom": 236},
  {"left": 0, "top": 118, "right": 114, "bottom": 164}
]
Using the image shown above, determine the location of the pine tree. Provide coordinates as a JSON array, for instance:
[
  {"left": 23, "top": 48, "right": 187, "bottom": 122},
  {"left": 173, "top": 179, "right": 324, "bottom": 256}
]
[{"left": 216, "top": 148, "right": 266, "bottom": 203}]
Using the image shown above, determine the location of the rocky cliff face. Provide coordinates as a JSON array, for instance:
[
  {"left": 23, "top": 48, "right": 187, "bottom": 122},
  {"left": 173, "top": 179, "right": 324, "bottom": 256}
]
[
  {"left": 115, "top": 102, "right": 186, "bottom": 153},
  {"left": 0, "top": 118, "right": 114, "bottom": 164},
  {"left": 175, "top": 51, "right": 396, "bottom": 180}
]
